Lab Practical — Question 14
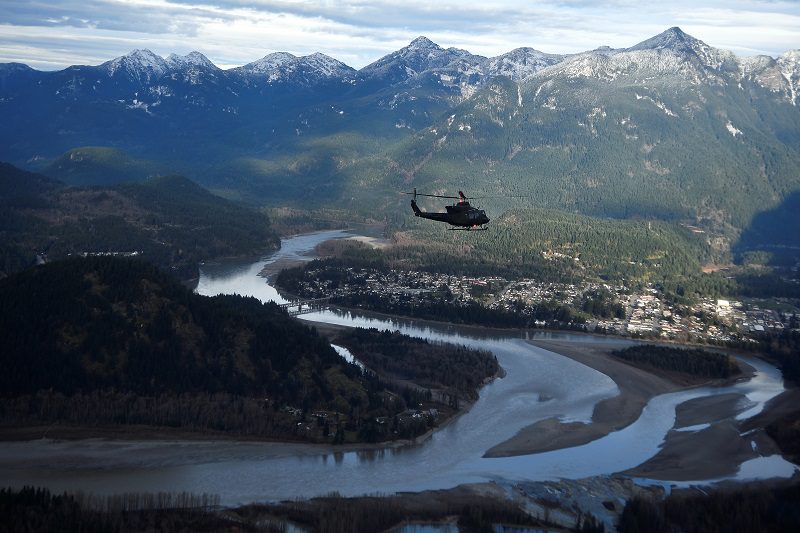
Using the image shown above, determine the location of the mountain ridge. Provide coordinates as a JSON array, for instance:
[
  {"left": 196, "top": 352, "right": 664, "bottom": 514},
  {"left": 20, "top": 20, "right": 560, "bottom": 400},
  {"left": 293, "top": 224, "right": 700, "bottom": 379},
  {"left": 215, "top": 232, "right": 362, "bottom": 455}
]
[{"left": 1, "top": 27, "right": 798, "bottom": 257}]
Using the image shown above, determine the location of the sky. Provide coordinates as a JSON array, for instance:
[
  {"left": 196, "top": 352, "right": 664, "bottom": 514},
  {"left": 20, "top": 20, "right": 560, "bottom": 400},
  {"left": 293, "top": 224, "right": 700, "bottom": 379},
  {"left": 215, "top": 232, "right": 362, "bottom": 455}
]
[{"left": 1, "top": 1, "right": 799, "bottom": 71}]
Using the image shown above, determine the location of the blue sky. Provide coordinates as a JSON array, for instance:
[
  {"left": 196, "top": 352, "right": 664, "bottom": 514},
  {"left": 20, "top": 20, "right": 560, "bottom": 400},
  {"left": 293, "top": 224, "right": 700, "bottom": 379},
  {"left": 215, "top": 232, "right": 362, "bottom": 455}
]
[{"left": 2, "top": 1, "right": 799, "bottom": 70}]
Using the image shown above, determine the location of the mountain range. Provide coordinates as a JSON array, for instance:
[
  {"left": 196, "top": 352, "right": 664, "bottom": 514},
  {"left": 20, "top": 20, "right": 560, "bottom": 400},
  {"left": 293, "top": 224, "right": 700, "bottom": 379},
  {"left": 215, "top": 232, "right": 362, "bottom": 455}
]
[{"left": 1, "top": 27, "right": 799, "bottom": 254}]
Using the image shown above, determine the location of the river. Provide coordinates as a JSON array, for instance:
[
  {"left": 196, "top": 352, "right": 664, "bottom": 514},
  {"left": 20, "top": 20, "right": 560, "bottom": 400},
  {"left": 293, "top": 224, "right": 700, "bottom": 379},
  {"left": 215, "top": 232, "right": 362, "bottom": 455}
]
[{"left": 1, "top": 230, "right": 796, "bottom": 505}]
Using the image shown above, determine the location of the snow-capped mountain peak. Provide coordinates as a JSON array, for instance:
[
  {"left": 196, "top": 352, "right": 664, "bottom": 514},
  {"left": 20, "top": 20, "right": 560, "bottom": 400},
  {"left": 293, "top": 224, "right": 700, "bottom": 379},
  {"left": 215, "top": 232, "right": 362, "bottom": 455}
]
[
  {"left": 360, "top": 36, "right": 481, "bottom": 84},
  {"left": 103, "top": 49, "right": 169, "bottom": 81},
  {"left": 485, "top": 47, "right": 565, "bottom": 81},
  {"left": 299, "top": 52, "right": 356, "bottom": 78},
  {"left": 233, "top": 51, "right": 355, "bottom": 85},
  {"left": 627, "top": 26, "right": 736, "bottom": 72},
  {"left": 407, "top": 36, "right": 441, "bottom": 52},
  {"left": 240, "top": 52, "right": 297, "bottom": 74},
  {"left": 628, "top": 26, "right": 699, "bottom": 54},
  {"left": 165, "top": 51, "right": 218, "bottom": 71}
]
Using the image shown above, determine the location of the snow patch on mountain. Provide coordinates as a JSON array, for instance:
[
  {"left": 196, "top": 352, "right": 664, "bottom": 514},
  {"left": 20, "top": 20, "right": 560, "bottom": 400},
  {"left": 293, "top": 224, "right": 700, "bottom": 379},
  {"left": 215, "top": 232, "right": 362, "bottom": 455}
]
[
  {"left": 778, "top": 50, "right": 800, "bottom": 105},
  {"left": 635, "top": 93, "right": 677, "bottom": 117},
  {"left": 726, "top": 121, "right": 742, "bottom": 137}
]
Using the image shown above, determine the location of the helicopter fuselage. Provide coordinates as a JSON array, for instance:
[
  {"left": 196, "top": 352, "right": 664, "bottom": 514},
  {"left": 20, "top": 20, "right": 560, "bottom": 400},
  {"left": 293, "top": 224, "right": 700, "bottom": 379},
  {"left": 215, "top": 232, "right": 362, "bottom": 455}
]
[{"left": 411, "top": 199, "right": 490, "bottom": 228}]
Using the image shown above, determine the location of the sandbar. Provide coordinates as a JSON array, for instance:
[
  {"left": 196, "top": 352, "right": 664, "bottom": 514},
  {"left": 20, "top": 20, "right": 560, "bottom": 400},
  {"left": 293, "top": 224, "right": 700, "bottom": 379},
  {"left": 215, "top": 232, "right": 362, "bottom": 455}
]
[{"left": 484, "top": 338, "right": 757, "bottom": 461}]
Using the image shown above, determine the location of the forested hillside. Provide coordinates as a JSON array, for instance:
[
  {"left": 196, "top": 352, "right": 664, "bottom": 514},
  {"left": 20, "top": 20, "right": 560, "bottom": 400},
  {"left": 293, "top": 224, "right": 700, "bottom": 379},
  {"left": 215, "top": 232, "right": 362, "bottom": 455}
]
[
  {"left": 0, "top": 256, "right": 497, "bottom": 442},
  {"left": 0, "top": 257, "right": 348, "bottom": 397},
  {"left": 0, "top": 163, "right": 279, "bottom": 279},
  {"left": 44, "top": 147, "right": 164, "bottom": 187},
  {"left": 306, "top": 207, "right": 714, "bottom": 283},
  {"left": 0, "top": 257, "right": 379, "bottom": 441}
]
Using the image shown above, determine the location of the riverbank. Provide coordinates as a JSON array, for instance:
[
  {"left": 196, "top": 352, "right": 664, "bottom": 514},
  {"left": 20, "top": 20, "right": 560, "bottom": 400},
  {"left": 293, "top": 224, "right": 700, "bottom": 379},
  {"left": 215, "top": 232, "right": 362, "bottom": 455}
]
[{"left": 485, "top": 338, "right": 754, "bottom": 458}]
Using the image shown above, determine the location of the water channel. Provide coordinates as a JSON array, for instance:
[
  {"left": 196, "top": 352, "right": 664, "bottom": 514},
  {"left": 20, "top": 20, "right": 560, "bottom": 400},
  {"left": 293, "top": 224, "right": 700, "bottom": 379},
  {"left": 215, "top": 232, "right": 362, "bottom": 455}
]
[{"left": 2, "top": 231, "right": 796, "bottom": 505}]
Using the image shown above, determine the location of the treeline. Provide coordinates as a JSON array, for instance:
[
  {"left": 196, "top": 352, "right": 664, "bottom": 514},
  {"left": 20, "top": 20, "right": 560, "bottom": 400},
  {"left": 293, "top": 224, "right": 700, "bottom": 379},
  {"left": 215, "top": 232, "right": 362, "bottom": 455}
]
[
  {"left": 581, "top": 288, "right": 626, "bottom": 319},
  {"left": 335, "top": 328, "right": 498, "bottom": 401},
  {"left": 384, "top": 205, "right": 715, "bottom": 283},
  {"left": 1, "top": 485, "right": 596, "bottom": 533},
  {"left": 380, "top": 200, "right": 795, "bottom": 301},
  {"left": 1, "top": 391, "right": 317, "bottom": 440},
  {"left": 720, "top": 329, "right": 800, "bottom": 384},
  {"left": 0, "top": 487, "right": 236, "bottom": 533},
  {"left": 611, "top": 345, "right": 741, "bottom": 379},
  {"left": 619, "top": 483, "right": 800, "bottom": 533},
  {"left": 336, "top": 292, "right": 532, "bottom": 327},
  {"left": 759, "top": 329, "right": 800, "bottom": 384},
  {"left": 658, "top": 270, "right": 800, "bottom": 302},
  {"left": 244, "top": 489, "right": 582, "bottom": 533}
]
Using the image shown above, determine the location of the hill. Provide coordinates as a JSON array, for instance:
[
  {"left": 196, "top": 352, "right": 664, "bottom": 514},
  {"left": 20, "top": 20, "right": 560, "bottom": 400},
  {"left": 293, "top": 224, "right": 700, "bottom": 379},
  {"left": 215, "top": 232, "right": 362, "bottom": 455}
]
[
  {"left": 43, "top": 146, "right": 164, "bottom": 187},
  {"left": 0, "top": 163, "right": 279, "bottom": 279},
  {"left": 0, "top": 256, "right": 342, "bottom": 397},
  {"left": 0, "top": 256, "right": 365, "bottom": 440},
  {"left": 0, "top": 161, "right": 62, "bottom": 203},
  {"left": 0, "top": 256, "right": 495, "bottom": 443}
]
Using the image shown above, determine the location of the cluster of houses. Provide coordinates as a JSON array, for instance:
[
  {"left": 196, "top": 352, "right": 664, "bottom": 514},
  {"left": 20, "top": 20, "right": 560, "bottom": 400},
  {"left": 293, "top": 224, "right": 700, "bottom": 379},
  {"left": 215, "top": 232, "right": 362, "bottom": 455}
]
[{"left": 293, "top": 265, "right": 799, "bottom": 343}]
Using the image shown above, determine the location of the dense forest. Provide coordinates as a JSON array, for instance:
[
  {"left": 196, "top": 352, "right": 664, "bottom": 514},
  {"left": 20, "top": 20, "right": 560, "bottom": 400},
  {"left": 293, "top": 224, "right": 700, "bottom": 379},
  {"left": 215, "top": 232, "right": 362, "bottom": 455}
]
[
  {"left": 0, "top": 487, "right": 234, "bottom": 533},
  {"left": 0, "top": 485, "right": 593, "bottom": 533},
  {"left": 0, "top": 256, "right": 464, "bottom": 443},
  {"left": 619, "top": 483, "right": 800, "bottom": 533},
  {"left": 334, "top": 328, "right": 498, "bottom": 401},
  {"left": 376, "top": 207, "right": 714, "bottom": 283},
  {"left": 0, "top": 162, "right": 279, "bottom": 279},
  {"left": 610, "top": 345, "right": 741, "bottom": 380}
]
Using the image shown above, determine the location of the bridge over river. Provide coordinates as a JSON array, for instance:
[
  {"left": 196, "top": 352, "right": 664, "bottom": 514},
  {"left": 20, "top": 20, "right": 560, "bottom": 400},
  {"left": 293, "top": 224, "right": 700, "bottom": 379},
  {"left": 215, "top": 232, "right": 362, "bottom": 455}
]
[{"left": 278, "top": 297, "right": 331, "bottom": 316}]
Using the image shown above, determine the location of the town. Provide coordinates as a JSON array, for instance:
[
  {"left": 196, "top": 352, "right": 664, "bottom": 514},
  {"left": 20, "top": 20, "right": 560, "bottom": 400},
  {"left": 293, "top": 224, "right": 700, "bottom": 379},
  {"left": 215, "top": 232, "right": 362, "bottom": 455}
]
[{"left": 281, "top": 263, "right": 799, "bottom": 345}]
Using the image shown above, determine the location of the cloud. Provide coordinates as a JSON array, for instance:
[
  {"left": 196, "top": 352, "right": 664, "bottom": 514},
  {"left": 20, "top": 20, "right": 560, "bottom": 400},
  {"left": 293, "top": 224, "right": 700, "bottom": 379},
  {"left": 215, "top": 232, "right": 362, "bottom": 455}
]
[{"left": 1, "top": 0, "right": 798, "bottom": 70}]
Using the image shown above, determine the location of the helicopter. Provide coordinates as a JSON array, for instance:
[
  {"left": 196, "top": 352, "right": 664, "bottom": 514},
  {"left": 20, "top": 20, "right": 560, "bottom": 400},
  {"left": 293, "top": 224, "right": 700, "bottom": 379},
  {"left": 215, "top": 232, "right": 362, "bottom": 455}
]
[{"left": 406, "top": 188, "right": 490, "bottom": 230}]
